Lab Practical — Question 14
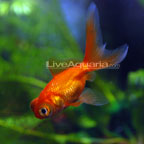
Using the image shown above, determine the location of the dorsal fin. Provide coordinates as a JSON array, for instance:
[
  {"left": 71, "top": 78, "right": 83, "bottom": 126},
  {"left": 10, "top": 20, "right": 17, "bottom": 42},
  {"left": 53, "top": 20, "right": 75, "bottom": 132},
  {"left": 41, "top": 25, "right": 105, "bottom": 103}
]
[
  {"left": 47, "top": 59, "right": 81, "bottom": 77},
  {"left": 47, "top": 59, "right": 67, "bottom": 77},
  {"left": 48, "top": 67, "right": 63, "bottom": 77}
]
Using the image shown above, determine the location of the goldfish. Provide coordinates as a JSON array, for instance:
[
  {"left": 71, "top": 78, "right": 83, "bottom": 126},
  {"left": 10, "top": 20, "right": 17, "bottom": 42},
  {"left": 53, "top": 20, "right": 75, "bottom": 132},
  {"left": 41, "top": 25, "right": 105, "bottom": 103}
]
[{"left": 30, "top": 3, "right": 128, "bottom": 119}]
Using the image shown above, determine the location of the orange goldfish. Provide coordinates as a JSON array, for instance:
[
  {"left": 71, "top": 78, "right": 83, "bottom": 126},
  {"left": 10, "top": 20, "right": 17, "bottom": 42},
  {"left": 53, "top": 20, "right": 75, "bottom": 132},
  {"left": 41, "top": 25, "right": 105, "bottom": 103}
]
[{"left": 30, "top": 3, "right": 128, "bottom": 119}]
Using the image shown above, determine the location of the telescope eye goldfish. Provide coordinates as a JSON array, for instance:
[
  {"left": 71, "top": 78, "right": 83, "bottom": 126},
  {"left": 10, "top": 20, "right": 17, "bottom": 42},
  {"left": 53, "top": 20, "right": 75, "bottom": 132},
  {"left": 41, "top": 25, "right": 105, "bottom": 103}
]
[{"left": 30, "top": 3, "right": 128, "bottom": 119}]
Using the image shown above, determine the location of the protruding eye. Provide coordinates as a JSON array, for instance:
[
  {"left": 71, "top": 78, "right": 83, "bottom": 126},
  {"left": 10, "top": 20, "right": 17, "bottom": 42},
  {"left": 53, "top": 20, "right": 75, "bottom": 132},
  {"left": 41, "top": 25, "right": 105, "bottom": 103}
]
[
  {"left": 39, "top": 105, "right": 52, "bottom": 118},
  {"left": 39, "top": 107, "right": 48, "bottom": 117}
]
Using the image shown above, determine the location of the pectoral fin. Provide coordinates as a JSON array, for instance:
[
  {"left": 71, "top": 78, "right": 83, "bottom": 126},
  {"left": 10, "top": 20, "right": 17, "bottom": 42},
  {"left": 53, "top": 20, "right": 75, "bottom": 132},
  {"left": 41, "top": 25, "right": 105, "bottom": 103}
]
[
  {"left": 79, "top": 88, "right": 108, "bottom": 106},
  {"left": 69, "top": 101, "right": 82, "bottom": 107}
]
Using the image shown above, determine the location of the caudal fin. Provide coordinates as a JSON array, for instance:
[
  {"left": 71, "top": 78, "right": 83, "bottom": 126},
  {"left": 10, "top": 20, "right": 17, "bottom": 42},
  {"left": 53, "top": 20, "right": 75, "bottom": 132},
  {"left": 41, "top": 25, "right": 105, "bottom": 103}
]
[{"left": 83, "top": 3, "right": 128, "bottom": 71}]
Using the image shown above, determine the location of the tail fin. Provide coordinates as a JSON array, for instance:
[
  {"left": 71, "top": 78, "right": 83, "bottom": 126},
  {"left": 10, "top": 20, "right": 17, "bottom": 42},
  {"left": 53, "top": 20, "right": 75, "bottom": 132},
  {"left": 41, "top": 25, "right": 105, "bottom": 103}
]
[{"left": 83, "top": 3, "right": 128, "bottom": 71}]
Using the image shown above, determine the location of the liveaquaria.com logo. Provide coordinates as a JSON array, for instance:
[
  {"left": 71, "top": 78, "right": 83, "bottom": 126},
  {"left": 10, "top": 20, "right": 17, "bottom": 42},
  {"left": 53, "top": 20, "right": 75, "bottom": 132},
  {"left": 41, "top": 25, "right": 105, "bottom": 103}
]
[{"left": 46, "top": 60, "right": 120, "bottom": 70}]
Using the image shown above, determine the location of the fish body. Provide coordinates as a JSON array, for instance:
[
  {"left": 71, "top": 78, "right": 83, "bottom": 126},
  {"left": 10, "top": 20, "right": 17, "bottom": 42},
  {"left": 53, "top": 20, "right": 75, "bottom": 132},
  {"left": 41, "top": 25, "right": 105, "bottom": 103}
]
[
  {"left": 31, "top": 3, "right": 128, "bottom": 119},
  {"left": 31, "top": 65, "right": 88, "bottom": 119}
]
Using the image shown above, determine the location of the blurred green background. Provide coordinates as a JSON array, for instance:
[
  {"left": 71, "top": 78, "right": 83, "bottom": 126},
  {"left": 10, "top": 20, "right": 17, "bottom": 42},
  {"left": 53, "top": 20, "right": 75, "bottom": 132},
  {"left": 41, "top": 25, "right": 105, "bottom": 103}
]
[{"left": 0, "top": 0, "right": 144, "bottom": 144}]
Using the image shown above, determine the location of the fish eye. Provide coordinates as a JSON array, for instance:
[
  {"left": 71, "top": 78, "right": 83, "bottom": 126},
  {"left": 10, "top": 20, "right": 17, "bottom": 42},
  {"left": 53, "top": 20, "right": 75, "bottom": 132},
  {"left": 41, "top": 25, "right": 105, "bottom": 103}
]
[
  {"left": 41, "top": 108, "right": 47, "bottom": 114},
  {"left": 39, "top": 105, "right": 52, "bottom": 118},
  {"left": 39, "top": 107, "right": 48, "bottom": 117}
]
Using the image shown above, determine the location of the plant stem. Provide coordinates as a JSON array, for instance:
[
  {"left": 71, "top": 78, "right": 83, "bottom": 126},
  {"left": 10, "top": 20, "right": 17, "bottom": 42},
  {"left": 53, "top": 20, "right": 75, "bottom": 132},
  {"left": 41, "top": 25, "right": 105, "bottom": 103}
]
[{"left": 1, "top": 75, "right": 47, "bottom": 88}]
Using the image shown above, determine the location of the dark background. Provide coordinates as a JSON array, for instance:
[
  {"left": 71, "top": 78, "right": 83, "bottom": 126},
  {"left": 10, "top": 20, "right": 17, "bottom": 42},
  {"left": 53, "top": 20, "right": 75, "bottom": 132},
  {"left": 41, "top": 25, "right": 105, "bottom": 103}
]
[{"left": 61, "top": 0, "right": 144, "bottom": 86}]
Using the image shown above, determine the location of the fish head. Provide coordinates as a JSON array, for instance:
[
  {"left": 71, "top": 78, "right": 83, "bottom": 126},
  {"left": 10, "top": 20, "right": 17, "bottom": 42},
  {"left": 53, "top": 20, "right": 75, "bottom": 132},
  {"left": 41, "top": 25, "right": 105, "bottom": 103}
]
[{"left": 30, "top": 97, "right": 53, "bottom": 119}]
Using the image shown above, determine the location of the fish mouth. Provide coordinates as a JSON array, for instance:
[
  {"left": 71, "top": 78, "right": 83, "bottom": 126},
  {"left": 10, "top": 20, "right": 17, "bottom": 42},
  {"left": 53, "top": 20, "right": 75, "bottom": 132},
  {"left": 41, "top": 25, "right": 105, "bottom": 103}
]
[{"left": 30, "top": 98, "right": 38, "bottom": 112}]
